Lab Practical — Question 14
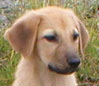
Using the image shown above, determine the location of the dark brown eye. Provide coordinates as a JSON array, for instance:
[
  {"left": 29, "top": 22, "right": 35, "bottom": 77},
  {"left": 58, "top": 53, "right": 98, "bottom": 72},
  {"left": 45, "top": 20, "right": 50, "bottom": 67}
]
[
  {"left": 73, "top": 31, "right": 79, "bottom": 40},
  {"left": 44, "top": 35, "right": 57, "bottom": 42}
]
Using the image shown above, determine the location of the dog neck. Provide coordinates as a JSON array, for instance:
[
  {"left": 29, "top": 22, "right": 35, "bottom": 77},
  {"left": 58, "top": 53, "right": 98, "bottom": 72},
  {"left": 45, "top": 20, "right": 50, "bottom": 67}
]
[{"left": 13, "top": 55, "right": 77, "bottom": 86}]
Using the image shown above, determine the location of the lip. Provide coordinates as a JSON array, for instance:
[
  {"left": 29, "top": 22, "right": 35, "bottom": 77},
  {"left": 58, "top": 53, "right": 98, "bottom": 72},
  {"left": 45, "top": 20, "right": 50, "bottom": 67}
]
[{"left": 48, "top": 64, "right": 79, "bottom": 75}]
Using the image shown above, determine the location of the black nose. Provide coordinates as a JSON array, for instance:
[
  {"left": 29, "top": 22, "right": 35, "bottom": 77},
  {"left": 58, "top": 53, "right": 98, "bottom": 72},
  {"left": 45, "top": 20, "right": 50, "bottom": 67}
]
[{"left": 67, "top": 58, "right": 80, "bottom": 68}]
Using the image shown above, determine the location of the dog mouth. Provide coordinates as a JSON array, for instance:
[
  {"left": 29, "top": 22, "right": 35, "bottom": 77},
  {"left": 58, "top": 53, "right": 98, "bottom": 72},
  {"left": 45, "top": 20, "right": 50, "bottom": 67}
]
[{"left": 48, "top": 64, "right": 79, "bottom": 74}]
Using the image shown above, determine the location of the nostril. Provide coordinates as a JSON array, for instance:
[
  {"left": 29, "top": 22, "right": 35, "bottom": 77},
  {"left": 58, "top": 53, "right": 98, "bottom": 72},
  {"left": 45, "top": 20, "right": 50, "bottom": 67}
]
[{"left": 68, "top": 58, "right": 80, "bottom": 67}]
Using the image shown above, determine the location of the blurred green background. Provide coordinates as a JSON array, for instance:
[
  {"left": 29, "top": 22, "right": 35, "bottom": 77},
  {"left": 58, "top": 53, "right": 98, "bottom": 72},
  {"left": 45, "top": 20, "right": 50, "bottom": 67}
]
[{"left": 0, "top": 0, "right": 99, "bottom": 86}]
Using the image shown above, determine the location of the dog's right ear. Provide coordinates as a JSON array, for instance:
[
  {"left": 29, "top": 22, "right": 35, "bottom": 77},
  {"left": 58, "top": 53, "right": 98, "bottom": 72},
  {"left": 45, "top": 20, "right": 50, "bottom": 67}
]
[{"left": 4, "top": 12, "right": 41, "bottom": 58}]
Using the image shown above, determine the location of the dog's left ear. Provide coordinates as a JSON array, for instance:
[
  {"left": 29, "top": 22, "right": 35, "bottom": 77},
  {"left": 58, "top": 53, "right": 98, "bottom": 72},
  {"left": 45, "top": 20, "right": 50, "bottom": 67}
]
[
  {"left": 4, "top": 12, "right": 41, "bottom": 58},
  {"left": 77, "top": 19, "right": 89, "bottom": 56},
  {"left": 68, "top": 10, "right": 89, "bottom": 56},
  {"left": 72, "top": 14, "right": 89, "bottom": 56},
  {"left": 77, "top": 19, "right": 89, "bottom": 55}
]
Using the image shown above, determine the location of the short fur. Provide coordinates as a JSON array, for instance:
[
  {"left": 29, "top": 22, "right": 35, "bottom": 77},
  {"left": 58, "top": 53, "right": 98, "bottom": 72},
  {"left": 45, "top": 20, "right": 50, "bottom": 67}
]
[{"left": 4, "top": 6, "right": 89, "bottom": 86}]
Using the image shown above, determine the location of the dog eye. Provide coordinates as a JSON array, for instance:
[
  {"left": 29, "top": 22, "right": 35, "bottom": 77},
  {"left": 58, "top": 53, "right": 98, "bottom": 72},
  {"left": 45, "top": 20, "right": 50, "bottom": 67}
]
[
  {"left": 73, "top": 31, "right": 79, "bottom": 40},
  {"left": 44, "top": 35, "right": 57, "bottom": 42}
]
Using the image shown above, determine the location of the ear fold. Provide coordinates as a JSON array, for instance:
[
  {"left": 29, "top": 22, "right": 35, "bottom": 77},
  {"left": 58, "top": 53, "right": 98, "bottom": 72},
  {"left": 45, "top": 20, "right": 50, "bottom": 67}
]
[{"left": 4, "top": 12, "right": 41, "bottom": 58}]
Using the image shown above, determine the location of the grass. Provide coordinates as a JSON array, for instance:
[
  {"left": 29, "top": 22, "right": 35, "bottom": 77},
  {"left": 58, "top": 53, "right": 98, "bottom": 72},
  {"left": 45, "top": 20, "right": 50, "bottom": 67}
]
[{"left": 0, "top": 0, "right": 99, "bottom": 86}]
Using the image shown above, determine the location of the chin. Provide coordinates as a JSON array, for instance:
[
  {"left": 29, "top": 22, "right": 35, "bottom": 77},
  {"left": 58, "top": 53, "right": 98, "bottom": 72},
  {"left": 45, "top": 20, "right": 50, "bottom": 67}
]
[{"left": 48, "top": 64, "right": 79, "bottom": 75}]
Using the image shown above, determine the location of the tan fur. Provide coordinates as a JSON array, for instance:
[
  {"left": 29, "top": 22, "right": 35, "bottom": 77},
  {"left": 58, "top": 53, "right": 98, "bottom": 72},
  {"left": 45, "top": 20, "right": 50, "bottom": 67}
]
[{"left": 4, "top": 6, "right": 89, "bottom": 86}]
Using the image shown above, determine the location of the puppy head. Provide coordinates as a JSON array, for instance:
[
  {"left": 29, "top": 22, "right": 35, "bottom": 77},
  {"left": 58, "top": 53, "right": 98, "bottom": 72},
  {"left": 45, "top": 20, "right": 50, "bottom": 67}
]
[
  {"left": 4, "top": 7, "right": 89, "bottom": 74},
  {"left": 37, "top": 7, "right": 89, "bottom": 74}
]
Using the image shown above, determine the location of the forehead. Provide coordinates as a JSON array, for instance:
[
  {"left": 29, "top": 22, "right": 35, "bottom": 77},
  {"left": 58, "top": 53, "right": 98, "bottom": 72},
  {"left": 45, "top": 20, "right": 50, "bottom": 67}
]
[{"left": 37, "top": 7, "right": 76, "bottom": 36}]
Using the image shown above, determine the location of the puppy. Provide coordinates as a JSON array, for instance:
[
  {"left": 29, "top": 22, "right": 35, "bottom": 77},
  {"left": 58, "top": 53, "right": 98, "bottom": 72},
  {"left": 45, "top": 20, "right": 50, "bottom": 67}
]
[{"left": 4, "top": 6, "right": 89, "bottom": 86}]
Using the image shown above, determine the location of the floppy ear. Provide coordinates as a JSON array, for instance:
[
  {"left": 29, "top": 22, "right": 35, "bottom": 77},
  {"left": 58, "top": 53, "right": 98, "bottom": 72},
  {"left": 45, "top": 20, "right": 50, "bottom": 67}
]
[
  {"left": 72, "top": 15, "right": 89, "bottom": 56},
  {"left": 78, "top": 20, "right": 89, "bottom": 48},
  {"left": 77, "top": 19, "right": 89, "bottom": 56},
  {"left": 4, "top": 12, "right": 41, "bottom": 58},
  {"left": 68, "top": 10, "right": 89, "bottom": 56}
]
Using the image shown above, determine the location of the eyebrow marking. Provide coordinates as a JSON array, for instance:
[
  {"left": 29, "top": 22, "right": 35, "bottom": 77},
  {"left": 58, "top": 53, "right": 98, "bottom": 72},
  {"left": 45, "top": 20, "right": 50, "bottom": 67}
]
[
  {"left": 73, "top": 29, "right": 79, "bottom": 40},
  {"left": 43, "top": 29, "right": 54, "bottom": 35},
  {"left": 74, "top": 29, "right": 79, "bottom": 34}
]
